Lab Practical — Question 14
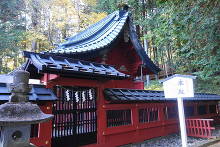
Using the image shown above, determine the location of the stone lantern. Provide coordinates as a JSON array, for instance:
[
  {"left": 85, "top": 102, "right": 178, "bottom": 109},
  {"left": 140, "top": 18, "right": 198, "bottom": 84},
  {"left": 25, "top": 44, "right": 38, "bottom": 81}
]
[{"left": 0, "top": 70, "right": 53, "bottom": 147}]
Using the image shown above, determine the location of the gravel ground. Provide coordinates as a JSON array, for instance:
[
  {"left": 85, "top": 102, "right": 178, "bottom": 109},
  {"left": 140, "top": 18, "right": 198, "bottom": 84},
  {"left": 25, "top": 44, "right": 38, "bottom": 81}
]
[
  {"left": 139, "top": 134, "right": 207, "bottom": 147},
  {"left": 121, "top": 134, "right": 207, "bottom": 147},
  {"left": 121, "top": 127, "right": 220, "bottom": 147}
]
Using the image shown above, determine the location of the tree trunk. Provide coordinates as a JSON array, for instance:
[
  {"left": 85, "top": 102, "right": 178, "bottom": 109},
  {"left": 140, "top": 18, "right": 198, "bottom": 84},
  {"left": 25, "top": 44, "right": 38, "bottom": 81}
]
[
  {"left": 13, "top": 55, "right": 17, "bottom": 70},
  {"left": 0, "top": 57, "right": 2, "bottom": 74},
  {"left": 31, "top": 40, "right": 37, "bottom": 52},
  {"left": 144, "top": 37, "right": 148, "bottom": 54},
  {"left": 142, "top": 0, "right": 148, "bottom": 54},
  {"left": 48, "top": 18, "right": 53, "bottom": 45},
  {"left": 62, "top": 27, "right": 67, "bottom": 40}
]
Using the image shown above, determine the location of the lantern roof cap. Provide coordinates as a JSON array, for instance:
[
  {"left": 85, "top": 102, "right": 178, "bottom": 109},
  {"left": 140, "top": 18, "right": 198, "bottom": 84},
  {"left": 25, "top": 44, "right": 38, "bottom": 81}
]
[{"left": 0, "top": 102, "right": 53, "bottom": 126}]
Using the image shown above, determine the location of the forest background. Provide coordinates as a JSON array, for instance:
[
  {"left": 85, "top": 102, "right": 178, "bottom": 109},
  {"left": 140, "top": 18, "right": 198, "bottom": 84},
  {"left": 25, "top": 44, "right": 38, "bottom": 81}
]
[{"left": 0, "top": 0, "right": 219, "bottom": 93}]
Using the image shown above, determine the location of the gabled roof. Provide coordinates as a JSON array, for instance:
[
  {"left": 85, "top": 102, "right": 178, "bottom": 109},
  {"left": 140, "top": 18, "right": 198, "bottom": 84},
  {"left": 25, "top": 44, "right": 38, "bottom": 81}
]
[
  {"left": 50, "top": 10, "right": 128, "bottom": 54},
  {"left": 0, "top": 83, "right": 57, "bottom": 101},
  {"left": 46, "top": 9, "right": 160, "bottom": 74},
  {"left": 23, "top": 51, "right": 129, "bottom": 79},
  {"left": 104, "top": 88, "right": 220, "bottom": 102}
]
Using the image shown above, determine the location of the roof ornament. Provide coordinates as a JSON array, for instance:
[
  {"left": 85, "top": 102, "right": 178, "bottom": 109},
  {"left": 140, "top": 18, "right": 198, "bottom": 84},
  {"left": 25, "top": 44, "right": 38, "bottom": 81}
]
[
  {"left": 118, "top": 3, "right": 129, "bottom": 11},
  {"left": 118, "top": 3, "right": 129, "bottom": 18}
]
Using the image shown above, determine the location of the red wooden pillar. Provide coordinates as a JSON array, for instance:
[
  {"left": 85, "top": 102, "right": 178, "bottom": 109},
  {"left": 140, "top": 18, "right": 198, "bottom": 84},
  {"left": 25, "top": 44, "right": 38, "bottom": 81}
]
[
  {"left": 160, "top": 103, "right": 166, "bottom": 136},
  {"left": 159, "top": 103, "right": 165, "bottom": 121},
  {"left": 132, "top": 104, "right": 139, "bottom": 142},
  {"left": 97, "top": 86, "right": 107, "bottom": 145},
  {"left": 40, "top": 102, "right": 53, "bottom": 147}
]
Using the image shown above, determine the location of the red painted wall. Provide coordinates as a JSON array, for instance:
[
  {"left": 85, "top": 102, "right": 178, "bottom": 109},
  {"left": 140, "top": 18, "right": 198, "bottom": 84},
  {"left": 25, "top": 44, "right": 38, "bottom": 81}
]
[
  {"left": 39, "top": 75, "right": 220, "bottom": 147},
  {"left": 90, "top": 36, "right": 152, "bottom": 90},
  {"left": 30, "top": 102, "right": 53, "bottom": 147},
  {"left": 93, "top": 37, "right": 147, "bottom": 77}
]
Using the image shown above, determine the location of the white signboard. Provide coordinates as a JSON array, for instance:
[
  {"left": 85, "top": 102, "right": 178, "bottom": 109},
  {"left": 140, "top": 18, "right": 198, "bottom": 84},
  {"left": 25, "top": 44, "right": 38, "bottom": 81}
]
[
  {"left": 161, "top": 74, "right": 196, "bottom": 147},
  {"left": 163, "top": 76, "right": 194, "bottom": 98}
]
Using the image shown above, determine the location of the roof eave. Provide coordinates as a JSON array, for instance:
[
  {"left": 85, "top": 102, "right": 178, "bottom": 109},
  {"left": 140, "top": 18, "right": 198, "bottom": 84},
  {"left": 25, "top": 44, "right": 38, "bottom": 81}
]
[{"left": 127, "top": 16, "right": 161, "bottom": 74}]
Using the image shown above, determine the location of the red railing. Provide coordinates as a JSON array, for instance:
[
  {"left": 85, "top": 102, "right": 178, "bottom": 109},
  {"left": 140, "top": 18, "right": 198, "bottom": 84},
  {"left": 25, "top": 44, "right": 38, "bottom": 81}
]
[{"left": 186, "top": 119, "right": 215, "bottom": 138}]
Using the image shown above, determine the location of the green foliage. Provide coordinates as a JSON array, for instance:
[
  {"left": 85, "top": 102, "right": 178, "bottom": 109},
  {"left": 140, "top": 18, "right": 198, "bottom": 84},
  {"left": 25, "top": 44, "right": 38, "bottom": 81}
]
[
  {"left": 141, "top": 0, "right": 220, "bottom": 80},
  {"left": 0, "top": 0, "right": 26, "bottom": 73},
  {"left": 21, "top": 31, "right": 53, "bottom": 52},
  {"left": 145, "top": 80, "right": 163, "bottom": 91},
  {"left": 0, "top": 0, "right": 105, "bottom": 73},
  {"left": 0, "top": 0, "right": 25, "bottom": 22},
  {"left": 96, "top": 0, "right": 118, "bottom": 13},
  {"left": 145, "top": 77, "right": 220, "bottom": 94},
  {"left": 195, "top": 77, "right": 220, "bottom": 95},
  {"left": 80, "top": 12, "right": 107, "bottom": 30},
  {"left": 1, "top": 0, "right": 219, "bottom": 96},
  {"left": 97, "top": 0, "right": 220, "bottom": 94}
]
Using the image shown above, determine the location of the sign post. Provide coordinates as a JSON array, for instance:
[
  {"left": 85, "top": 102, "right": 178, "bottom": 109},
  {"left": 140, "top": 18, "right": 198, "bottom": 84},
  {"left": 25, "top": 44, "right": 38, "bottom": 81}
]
[
  {"left": 177, "top": 97, "right": 187, "bottom": 147},
  {"left": 161, "top": 74, "right": 196, "bottom": 147}
]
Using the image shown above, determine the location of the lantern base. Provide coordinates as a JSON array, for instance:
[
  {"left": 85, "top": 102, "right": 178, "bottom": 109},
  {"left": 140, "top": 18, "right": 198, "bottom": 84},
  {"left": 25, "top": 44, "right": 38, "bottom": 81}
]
[{"left": 0, "top": 125, "right": 36, "bottom": 147}]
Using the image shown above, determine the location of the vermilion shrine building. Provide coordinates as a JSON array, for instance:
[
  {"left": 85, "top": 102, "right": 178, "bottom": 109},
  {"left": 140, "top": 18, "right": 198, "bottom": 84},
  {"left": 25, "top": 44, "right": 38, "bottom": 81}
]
[{"left": 1, "top": 7, "right": 220, "bottom": 147}]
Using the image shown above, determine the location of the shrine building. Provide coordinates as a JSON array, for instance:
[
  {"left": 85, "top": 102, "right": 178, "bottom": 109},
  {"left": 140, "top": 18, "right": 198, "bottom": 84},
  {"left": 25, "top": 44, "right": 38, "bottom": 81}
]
[{"left": 1, "top": 6, "right": 220, "bottom": 147}]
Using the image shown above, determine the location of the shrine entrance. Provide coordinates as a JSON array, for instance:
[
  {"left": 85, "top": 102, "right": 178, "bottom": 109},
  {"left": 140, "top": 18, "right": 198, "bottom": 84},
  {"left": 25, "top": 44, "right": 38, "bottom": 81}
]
[{"left": 52, "top": 86, "right": 97, "bottom": 147}]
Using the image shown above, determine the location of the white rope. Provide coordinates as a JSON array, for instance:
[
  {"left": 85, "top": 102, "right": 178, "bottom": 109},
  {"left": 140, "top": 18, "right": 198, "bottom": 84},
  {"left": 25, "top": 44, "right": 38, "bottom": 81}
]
[{"left": 65, "top": 89, "right": 70, "bottom": 101}]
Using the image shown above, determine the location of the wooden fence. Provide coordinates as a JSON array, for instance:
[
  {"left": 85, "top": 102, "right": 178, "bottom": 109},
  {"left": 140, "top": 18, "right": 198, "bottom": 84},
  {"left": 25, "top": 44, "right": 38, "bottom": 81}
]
[{"left": 186, "top": 119, "right": 215, "bottom": 138}]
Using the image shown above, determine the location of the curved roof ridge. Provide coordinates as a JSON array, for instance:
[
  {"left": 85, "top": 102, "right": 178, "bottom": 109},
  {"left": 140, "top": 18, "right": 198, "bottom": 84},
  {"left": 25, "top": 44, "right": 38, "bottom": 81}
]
[
  {"left": 69, "top": 17, "right": 119, "bottom": 48},
  {"left": 46, "top": 10, "right": 160, "bottom": 74},
  {"left": 49, "top": 10, "right": 129, "bottom": 54},
  {"left": 60, "top": 11, "right": 120, "bottom": 47}
]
